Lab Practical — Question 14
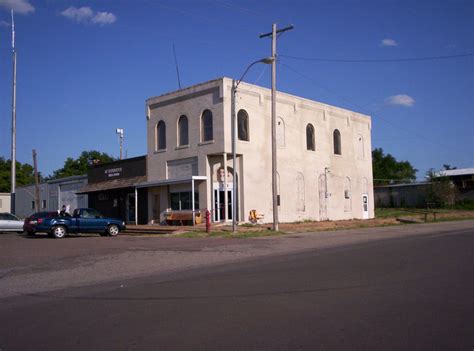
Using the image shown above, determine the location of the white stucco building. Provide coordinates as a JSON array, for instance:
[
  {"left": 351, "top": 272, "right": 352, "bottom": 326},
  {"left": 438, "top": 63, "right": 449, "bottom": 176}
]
[{"left": 142, "top": 77, "right": 374, "bottom": 224}]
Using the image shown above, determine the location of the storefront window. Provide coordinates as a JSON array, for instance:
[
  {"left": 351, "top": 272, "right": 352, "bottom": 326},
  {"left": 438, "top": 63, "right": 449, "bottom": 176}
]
[{"left": 170, "top": 192, "right": 199, "bottom": 210}]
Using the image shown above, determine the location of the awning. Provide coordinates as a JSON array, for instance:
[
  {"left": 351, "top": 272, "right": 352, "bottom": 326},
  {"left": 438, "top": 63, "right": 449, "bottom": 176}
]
[
  {"left": 77, "top": 175, "right": 147, "bottom": 194},
  {"left": 137, "top": 176, "right": 207, "bottom": 188}
]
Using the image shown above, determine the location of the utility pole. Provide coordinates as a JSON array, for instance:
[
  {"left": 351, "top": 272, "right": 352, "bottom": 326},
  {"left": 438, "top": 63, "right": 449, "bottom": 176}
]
[
  {"left": 33, "top": 149, "right": 40, "bottom": 212},
  {"left": 260, "top": 23, "right": 293, "bottom": 231},
  {"left": 10, "top": 10, "right": 17, "bottom": 214}
]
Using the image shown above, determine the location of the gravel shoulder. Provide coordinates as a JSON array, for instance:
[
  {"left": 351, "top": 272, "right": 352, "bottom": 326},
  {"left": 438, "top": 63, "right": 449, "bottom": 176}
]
[{"left": 1, "top": 220, "right": 473, "bottom": 299}]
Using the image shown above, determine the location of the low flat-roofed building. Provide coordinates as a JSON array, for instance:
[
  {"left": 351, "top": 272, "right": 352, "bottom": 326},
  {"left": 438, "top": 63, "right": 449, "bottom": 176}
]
[{"left": 142, "top": 77, "right": 374, "bottom": 224}]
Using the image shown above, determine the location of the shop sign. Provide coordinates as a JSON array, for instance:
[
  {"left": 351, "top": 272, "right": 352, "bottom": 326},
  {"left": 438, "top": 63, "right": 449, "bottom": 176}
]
[{"left": 105, "top": 167, "right": 122, "bottom": 178}]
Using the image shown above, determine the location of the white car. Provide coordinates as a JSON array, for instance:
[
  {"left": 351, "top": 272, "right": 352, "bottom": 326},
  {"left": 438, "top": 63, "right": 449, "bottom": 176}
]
[{"left": 0, "top": 213, "right": 24, "bottom": 233}]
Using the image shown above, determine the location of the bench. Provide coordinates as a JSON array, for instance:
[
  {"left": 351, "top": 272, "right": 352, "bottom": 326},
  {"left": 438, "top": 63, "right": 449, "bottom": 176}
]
[{"left": 165, "top": 211, "right": 202, "bottom": 226}]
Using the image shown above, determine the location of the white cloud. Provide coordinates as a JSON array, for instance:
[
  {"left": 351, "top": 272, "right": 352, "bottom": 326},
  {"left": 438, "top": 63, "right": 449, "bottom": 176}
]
[
  {"left": 380, "top": 38, "right": 398, "bottom": 47},
  {"left": 61, "top": 6, "right": 116, "bottom": 25},
  {"left": 91, "top": 11, "right": 117, "bottom": 25},
  {"left": 61, "top": 7, "right": 93, "bottom": 23},
  {"left": 385, "top": 94, "right": 415, "bottom": 107},
  {"left": 0, "top": 0, "right": 34, "bottom": 14}
]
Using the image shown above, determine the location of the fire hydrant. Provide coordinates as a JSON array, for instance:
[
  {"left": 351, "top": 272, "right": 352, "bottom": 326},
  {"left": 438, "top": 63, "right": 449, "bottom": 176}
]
[{"left": 205, "top": 209, "right": 211, "bottom": 233}]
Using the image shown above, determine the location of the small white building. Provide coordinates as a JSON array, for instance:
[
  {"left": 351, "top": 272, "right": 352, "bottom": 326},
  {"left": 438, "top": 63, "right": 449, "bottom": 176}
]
[
  {"left": 0, "top": 193, "right": 11, "bottom": 213},
  {"left": 142, "top": 77, "right": 374, "bottom": 224}
]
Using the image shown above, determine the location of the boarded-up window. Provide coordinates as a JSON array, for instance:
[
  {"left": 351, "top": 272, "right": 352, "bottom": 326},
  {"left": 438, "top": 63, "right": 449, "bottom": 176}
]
[
  {"left": 357, "top": 134, "right": 364, "bottom": 159},
  {"left": 296, "top": 173, "right": 305, "bottom": 211},
  {"left": 277, "top": 117, "right": 285, "bottom": 147},
  {"left": 344, "top": 177, "right": 352, "bottom": 212}
]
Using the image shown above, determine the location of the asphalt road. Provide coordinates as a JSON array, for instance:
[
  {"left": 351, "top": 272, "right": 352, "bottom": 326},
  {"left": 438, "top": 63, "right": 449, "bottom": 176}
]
[{"left": 1, "top": 223, "right": 473, "bottom": 350}]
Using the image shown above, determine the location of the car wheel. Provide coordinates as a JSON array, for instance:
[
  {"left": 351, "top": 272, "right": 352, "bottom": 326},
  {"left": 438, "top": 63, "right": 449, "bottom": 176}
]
[
  {"left": 51, "top": 225, "right": 67, "bottom": 239},
  {"left": 107, "top": 224, "right": 120, "bottom": 237}
]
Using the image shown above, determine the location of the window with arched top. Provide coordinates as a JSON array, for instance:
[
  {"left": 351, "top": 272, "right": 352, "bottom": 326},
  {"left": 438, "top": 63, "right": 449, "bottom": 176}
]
[
  {"left": 178, "top": 115, "right": 189, "bottom": 146},
  {"left": 306, "top": 124, "right": 315, "bottom": 151},
  {"left": 156, "top": 120, "right": 166, "bottom": 151},
  {"left": 237, "top": 110, "right": 249, "bottom": 141},
  {"left": 201, "top": 110, "right": 213, "bottom": 142},
  {"left": 333, "top": 129, "right": 342, "bottom": 155},
  {"left": 277, "top": 117, "right": 285, "bottom": 147}
]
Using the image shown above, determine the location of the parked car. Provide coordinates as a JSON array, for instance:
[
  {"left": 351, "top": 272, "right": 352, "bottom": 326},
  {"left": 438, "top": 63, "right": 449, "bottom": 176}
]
[
  {"left": 0, "top": 213, "right": 24, "bottom": 233},
  {"left": 24, "top": 208, "right": 126, "bottom": 239},
  {"left": 23, "top": 211, "right": 61, "bottom": 236}
]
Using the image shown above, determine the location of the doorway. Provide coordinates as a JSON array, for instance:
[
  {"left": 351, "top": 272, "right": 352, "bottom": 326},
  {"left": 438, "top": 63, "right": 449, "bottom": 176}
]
[
  {"left": 126, "top": 193, "right": 136, "bottom": 223},
  {"left": 213, "top": 185, "right": 233, "bottom": 222},
  {"left": 362, "top": 194, "right": 369, "bottom": 219}
]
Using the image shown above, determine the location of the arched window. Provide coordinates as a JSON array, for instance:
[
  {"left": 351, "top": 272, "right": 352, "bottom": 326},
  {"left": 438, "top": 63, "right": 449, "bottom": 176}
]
[
  {"left": 201, "top": 110, "right": 213, "bottom": 142},
  {"left": 237, "top": 110, "right": 249, "bottom": 141},
  {"left": 277, "top": 117, "right": 285, "bottom": 147},
  {"left": 156, "top": 120, "right": 166, "bottom": 150},
  {"left": 306, "top": 124, "right": 315, "bottom": 151},
  {"left": 333, "top": 129, "right": 341, "bottom": 155},
  {"left": 178, "top": 115, "right": 189, "bottom": 146}
]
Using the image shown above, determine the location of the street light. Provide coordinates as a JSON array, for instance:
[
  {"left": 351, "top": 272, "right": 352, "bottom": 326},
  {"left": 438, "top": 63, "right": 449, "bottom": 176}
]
[
  {"left": 116, "top": 128, "right": 124, "bottom": 160},
  {"left": 231, "top": 57, "right": 274, "bottom": 232}
]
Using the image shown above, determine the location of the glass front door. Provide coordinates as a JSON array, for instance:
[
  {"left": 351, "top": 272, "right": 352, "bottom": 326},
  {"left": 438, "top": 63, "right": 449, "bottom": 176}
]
[{"left": 213, "top": 186, "right": 233, "bottom": 222}]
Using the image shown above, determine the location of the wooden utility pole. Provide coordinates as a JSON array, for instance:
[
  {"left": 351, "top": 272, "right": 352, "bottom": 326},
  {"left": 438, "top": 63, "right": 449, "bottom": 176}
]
[
  {"left": 260, "top": 23, "right": 294, "bottom": 231},
  {"left": 33, "top": 149, "right": 40, "bottom": 212}
]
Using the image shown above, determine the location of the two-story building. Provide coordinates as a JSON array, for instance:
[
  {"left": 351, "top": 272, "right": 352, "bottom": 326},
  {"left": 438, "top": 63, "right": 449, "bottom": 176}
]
[{"left": 140, "top": 77, "right": 374, "bottom": 224}]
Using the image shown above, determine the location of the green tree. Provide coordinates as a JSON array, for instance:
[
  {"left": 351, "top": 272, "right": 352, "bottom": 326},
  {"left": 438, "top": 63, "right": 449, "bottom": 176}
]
[
  {"left": 50, "top": 150, "right": 116, "bottom": 180},
  {"left": 0, "top": 157, "right": 38, "bottom": 192},
  {"left": 372, "top": 148, "right": 417, "bottom": 186},
  {"left": 425, "top": 168, "right": 458, "bottom": 207}
]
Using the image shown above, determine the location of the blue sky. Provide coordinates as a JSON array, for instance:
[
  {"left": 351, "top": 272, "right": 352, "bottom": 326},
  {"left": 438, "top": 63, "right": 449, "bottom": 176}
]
[{"left": 0, "top": 0, "right": 472, "bottom": 179}]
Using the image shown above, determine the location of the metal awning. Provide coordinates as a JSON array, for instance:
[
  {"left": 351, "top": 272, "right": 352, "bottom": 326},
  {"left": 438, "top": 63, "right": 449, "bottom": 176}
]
[
  {"left": 136, "top": 176, "right": 207, "bottom": 188},
  {"left": 77, "top": 175, "right": 147, "bottom": 194}
]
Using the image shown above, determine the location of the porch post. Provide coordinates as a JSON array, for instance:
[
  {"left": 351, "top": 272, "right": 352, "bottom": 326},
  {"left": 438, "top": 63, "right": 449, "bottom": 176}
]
[
  {"left": 134, "top": 187, "right": 138, "bottom": 225},
  {"left": 223, "top": 153, "right": 228, "bottom": 221},
  {"left": 191, "top": 177, "right": 195, "bottom": 226}
]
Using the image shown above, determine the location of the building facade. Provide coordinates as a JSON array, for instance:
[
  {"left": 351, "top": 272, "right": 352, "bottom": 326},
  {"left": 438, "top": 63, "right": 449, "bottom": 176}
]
[
  {"left": 78, "top": 156, "right": 148, "bottom": 224},
  {"left": 142, "top": 77, "right": 374, "bottom": 224},
  {"left": 15, "top": 175, "right": 88, "bottom": 218}
]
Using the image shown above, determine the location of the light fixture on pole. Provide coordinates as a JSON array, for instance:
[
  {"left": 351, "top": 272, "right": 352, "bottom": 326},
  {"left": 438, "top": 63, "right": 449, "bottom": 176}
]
[
  {"left": 116, "top": 128, "right": 124, "bottom": 160},
  {"left": 231, "top": 57, "right": 274, "bottom": 232}
]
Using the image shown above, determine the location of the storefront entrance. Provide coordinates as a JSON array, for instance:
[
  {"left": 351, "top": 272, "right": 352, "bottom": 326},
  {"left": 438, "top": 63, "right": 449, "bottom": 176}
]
[
  {"left": 213, "top": 183, "right": 233, "bottom": 222},
  {"left": 126, "top": 193, "right": 136, "bottom": 223}
]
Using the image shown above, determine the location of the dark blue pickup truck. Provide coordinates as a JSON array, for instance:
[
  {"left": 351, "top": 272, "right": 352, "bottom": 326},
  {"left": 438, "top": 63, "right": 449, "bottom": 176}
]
[{"left": 24, "top": 208, "right": 126, "bottom": 239}]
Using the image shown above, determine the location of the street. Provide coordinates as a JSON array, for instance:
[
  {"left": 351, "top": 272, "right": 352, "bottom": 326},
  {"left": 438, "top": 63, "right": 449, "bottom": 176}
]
[{"left": 1, "top": 221, "right": 473, "bottom": 350}]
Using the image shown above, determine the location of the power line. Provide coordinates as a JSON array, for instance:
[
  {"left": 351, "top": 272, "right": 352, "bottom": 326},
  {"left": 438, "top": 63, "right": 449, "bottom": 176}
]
[
  {"left": 278, "top": 61, "right": 460, "bottom": 153},
  {"left": 280, "top": 52, "right": 474, "bottom": 63}
]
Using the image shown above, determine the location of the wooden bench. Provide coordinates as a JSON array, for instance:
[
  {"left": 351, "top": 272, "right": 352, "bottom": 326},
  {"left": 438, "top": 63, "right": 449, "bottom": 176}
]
[{"left": 165, "top": 211, "right": 202, "bottom": 226}]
